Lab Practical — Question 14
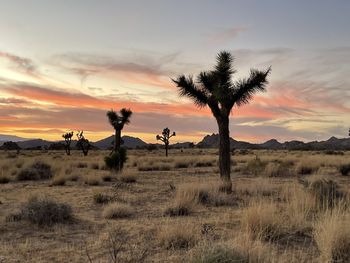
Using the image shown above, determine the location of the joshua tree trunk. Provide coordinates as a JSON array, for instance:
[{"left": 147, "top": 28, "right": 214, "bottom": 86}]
[
  {"left": 114, "top": 129, "right": 121, "bottom": 152},
  {"left": 165, "top": 143, "right": 168, "bottom": 157},
  {"left": 217, "top": 114, "right": 232, "bottom": 192}
]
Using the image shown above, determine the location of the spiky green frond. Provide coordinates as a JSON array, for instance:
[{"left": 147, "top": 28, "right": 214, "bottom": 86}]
[
  {"left": 120, "top": 108, "right": 133, "bottom": 125},
  {"left": 233, "top": 67, "right": 271, "bottom": 107},
  {"left": 173, "top": 75, "right": 209, "bottom": 107},
  {"left": 106, "top": 110, "right": 119, "bottom": 128}
]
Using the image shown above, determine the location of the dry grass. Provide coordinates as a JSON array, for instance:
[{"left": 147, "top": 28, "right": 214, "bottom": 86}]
[
  {"left": 102, "top": 203, "right": 134, "bottom": 219},
  {"left": 0, "top": 149, "right": 349, "bottom": 262},
  {"left": 241, "top": 200, "right": 285, "bottom": 241},
  {"left": 158, "top": 222, "right": 198, "bottom": 250},
  {"left": 314, "top": 208, "right": 350, "bottom": 262}
]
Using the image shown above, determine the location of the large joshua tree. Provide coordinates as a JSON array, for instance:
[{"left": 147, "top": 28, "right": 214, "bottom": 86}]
[
  {"left": 173, "top": 51, "right": 270, "bottom": 190},
  {"left": 106, "top": 108, "right": 133, "bottom": 153}
]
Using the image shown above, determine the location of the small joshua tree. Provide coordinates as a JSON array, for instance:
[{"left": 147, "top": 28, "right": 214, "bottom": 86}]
[
  {"left": 62, "top": 131, "right": 74, "bottom": 156},
  {"left": 105, "top": 108, "right": 132, "bottom": 173},
  {"left": 156, "top": 128, "right": 176, "bottom": 157},
  {"left": 76, "top": 131, "right": 90, "bottom": 156},
  {"left": 106, "top": 108, "right": 133, "bottom": 153}
]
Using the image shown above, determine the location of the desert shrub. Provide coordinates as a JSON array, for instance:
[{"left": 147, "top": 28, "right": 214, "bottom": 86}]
[
  {"left": 76, "top": 162, "right": 88, "bottom": 168},
  {"left": 314, "top": 210, "right": 350, "bottom": 262},
  {"left": 164, "top": 204, "right": 192, "bottom": 217},
  {"left": 104, "top": 148, "right": 127, "bottom": 172},
  {"left": 295, "top": 161, "right": 318, "bottom": 175},
  {"left": 102, "top": 174, "right": 113, "bottom": 182},
  {"left": 324, "top": 150, "right": 344, "bottom": 155},
  {"left": 84, "top": 175, "right": 100, "bottom": 186},
  {"left": 245, "top": 156, "right": 267, "bottom": 176},
  {"left": 174, "top": 160, "right": 190, "bottom": 169},
  {"left": 19, "top": 196, "right": 72, "bottom": 226},
  {"left": 93, "top": 192, "right": 113, "bottom": 204},
  {"left": 90, "top": 163, "right": 99, "bottom": 170},
  {"left": 241, "top": 201, "right": 283, "bottom": 241},
  {"left": 194, "top": 160, "right": 213, "bottom": 167},
  {"left": 0, "top": 174, "right": 10, "bottom": 184},
  {"left": 17, "top": 161, "right": 53, "bottom": 181},
  {"left": 51, "top": 176, "right": 66, "bottom": 186},
  {"left": 68, "top": 174, "right": 79, "bottom": 181},
  {"left": 339, "top": 164, "right": 350, "bottom": 176},
  {"left": 308, "top": 178, "right": 344, "bottom": 209},
  {"left": 138, "top": 162, "right": 171, "bottom": 171},
  {"left": 158, "top": 224, "right": 197, "bottom": 250},
  {"left": 192, "top": 246, "right": 245, "bottom": 263},
  {"left": 164, "top": 190, "right": 195, "bottom": 216},
  {"left": 94, "top": 227, "right": 149, "bottom": 263},
  {"left": 103, "top": 203, "right": 134, "bottom": 219},
  {"left": 264, "top": 162, "right": 292, "bottom": 177},
  {"left": 120, "top": 173, "right": 137, "bottom": 183}
]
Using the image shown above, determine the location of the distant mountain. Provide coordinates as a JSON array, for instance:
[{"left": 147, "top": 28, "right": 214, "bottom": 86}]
[
  {"left": 0, "top": 134, "right": 29, "bottom": 146},
  {"left": 197, "top": 134, "right": 258, "bottom": 149},
  {"left": 17, "top": 139, "right": 52, "bottom": 149},
  {"left": 260, "top": 139, "right": 283, "bottom": 150},
  {"left": 93, "top": 135, "right": 147, "bottom": 149},
  {"left": 0, "top": 134, "right": 28, "bottom": 142},
  {"left": 1, "top": 133, "right": 349, "bottom": 151},
  {"left": 196, "top": 134, "right": 350, "bottom": 151}
]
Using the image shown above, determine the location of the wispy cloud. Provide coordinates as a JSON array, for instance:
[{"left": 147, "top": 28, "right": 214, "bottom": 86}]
[{"left": 208, "top": 27, "right": 247, "bottom": 46}]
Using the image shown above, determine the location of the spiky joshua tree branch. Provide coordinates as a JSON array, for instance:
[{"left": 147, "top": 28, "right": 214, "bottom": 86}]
[
  {"left": 156, "top": 127, "right": 176, "bottom": 157},
  {"left": 62, "top": 131, "right": 74, "bottom": 156},
  {"left": 76, "top": 131, "right": 91, "bottom": 156}
]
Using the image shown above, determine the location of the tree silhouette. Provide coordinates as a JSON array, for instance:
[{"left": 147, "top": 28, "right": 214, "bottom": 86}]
[
  {"left": 156, "top": 128, "right": 176, "bottom": 157},
  {"left": 106, "top": 108, "right": 132, "bottom": 153},
  {"left": 173, "top": 51, "right": 270, "bottom": 191},
  {"left": 76, "top": 131, "right": 90, "bottom": 156},
  {"left": 62, "top": 131, "right": 74, "bottom": 155}
]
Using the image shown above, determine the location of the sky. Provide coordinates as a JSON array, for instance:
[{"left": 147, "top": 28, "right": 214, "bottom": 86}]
[{"left": 0, "top": 0, "right": 349, "bottom": 143}]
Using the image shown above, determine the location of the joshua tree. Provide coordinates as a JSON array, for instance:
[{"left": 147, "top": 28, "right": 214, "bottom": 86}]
[
  {"left": 156, "top": 128, "right": 176, "bottom": 157},
  {"left": 106, "top": 108, "right": 133, "bottom": 153},
  {"left": 62, "top": 131, "right": 74, "bottom": 155},
  {"left": 173, "top": 51, "right": 270, "bottom": 191},
  {"left": 76, "top": 131, "right": 90, "bottom": 156}
]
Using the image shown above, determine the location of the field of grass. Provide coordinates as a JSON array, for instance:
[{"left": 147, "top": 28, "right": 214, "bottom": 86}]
[{"left": 1, "top": 149, "right": 350, "bottom": 262}]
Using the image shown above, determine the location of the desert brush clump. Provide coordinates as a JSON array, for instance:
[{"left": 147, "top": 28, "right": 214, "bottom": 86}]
[
  {"left": 93, "top": 192, "right": 114, "bottom": 204},
  {"left": 0, "top": 172, "right": 10, "bottom": 184},
  {"left": 84, "top": 175, "right": 101, "bottom": 186},
  {"left": 120, "top": 172, "right": 137, "bottom": 183},
  {"left": 102, "top": 203, "right": 134, "bottom": 219},
  {"left": 164, "top": 186, "right": 197, "bottom": 216},
  {"left": 241, "top": 200, "right": 284, "bottom": 241},
  {"left": 14, "top": 196, "right": 73, "bottom": 226},
  {"left": 51, "top": 175, "right": 66, "bottom": 186},
  {"left": 104, "top": 148, "right": 127, "bottom": 172},
  {"left": 339, "top": 163, "right": 350, "bottom": 176},
  {"left": 314, "top": 209, "right": 350, "bottom": 262},
  {"left": 158, "top": 223, "right": 198, "bottom": 250},
  {"left": 245, "top": 156, "right": 267, "bottom": 176},
  {"left": 307, "top": 177, "right": 344, "bottom": 209},
  {"left": 295, "top": 160, "right": 319, "bottom": 175},
  {"left": 17, "top": 161, "right": 53, "bottom": 181}
]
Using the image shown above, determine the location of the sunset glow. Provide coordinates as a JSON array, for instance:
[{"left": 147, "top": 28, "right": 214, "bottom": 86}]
[{"left": 0, "top": 1, "right": 349, "bottom": 143}]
